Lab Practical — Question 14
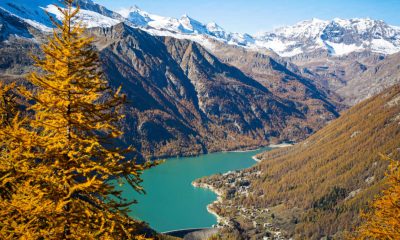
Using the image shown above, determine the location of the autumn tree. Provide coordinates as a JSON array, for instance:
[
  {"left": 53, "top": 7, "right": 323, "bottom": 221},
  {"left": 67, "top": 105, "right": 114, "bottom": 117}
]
[
  {"left": 351, "top": 155, "right": 400, "bottom": 239},
  {"left": 0, "top": 0, "right": 154, "bottom": 239},
  {"left": 0, "top": 82, "right": 18, "bottom": 125}
]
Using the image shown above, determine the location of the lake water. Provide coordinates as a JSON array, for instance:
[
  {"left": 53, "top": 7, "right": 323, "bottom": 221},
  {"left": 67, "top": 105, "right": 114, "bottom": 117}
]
[{"left": 119, "top": 147, "right": 272, "bottom": 232}]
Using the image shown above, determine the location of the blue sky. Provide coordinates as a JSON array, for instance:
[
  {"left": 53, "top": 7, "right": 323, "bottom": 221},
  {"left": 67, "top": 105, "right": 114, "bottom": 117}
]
[{"left": 94, "top": 0, "right": 400, "bottom": 34}]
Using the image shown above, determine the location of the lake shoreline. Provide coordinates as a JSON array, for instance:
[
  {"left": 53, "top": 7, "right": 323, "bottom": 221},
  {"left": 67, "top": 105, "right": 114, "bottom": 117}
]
[
  {"left": 151, "top": 142, "right": 293, "bottom": 161},
  {"left": 192, "top": 181, "right": 226, "bottom": 227},
  {"left": 129, "top": 146, "right": 276, "bottom": 231},
  {"left": 193, "top": 143, "right": 294, "bottom": 227},
  {"left": 252, "top": 143, "right": 293, "bottom": 162}
]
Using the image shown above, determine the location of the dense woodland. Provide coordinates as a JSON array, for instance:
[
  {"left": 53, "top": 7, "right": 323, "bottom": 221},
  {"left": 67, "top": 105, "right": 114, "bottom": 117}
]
[
  {"left": 196, "top": 84, "right": 400, "bottom": 240},
  {"left": 244, "top": 85, "right": 400, "bottom": 239},
  {"left": 351, "top": 155, "right": 400, "bottom": 239}
]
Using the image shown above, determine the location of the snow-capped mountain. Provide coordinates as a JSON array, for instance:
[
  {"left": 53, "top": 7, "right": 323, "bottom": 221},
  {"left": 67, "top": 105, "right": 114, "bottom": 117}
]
[
  {"left": 0, "top": 0, "right": 122, "bottom": 31},
  {"left": 255, "top": 18, "right": 400, "bottom": 57},
  {"left": 117, "top": 6, "right": 249, "bottom": 45},
  {"left": 1, "top": 0, "right": 400, "bottom": 57},
  {"left": 116, "top": 6, "right": 400, "bottom": 57},
  {"left": 113, "top": 6, "right": 257, "bottom": 49}
]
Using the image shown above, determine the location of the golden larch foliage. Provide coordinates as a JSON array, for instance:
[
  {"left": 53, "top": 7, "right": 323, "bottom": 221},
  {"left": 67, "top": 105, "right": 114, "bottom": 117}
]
[
  {"left": 351, "top": 155, "right": 400, "bottom": 239},
  {"left": 0, "top": 0, "right": 155, "bottom": 239}
]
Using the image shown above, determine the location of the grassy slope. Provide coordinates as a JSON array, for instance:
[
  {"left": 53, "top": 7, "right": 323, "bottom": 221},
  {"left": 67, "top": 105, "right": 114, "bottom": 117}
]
[{"left": 246, "top": 84, "right": 400, "bottom": 239}]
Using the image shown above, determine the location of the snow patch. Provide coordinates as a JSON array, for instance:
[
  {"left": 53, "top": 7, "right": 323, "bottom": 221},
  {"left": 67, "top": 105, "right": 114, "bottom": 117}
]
[
  {"left": 325, "top": 41, "right": 364, "bottom": 56},
  {"left": 371, "top": 39, "right": 400, "bottom": 54},
  {"left": 44, "top": 5, "right": 120, "bottom": 28},
  {"left": 280, "top": 47, "right": 303, "bottom": 57}
]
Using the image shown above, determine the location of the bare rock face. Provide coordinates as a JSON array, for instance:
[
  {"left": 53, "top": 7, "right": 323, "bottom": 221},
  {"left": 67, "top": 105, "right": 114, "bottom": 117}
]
[
  {"left": 290, "top": 51, "right": 400, "bottom": 105},
  {"left": 0, "top": 9, "right": 33, "bottom": 41},
  {"left": 207, "top": 39, "right": 344, "bottom": 114}
]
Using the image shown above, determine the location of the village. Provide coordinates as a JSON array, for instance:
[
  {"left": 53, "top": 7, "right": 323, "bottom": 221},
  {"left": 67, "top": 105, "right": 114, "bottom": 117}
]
[{"left": 193, "top": 169, "right": 286, "bottom": 240}]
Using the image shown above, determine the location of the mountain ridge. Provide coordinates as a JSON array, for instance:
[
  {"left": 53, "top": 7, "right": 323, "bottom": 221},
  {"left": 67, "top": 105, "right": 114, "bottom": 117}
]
[
  {"left": 1, "top": 0, "right": 400, "bottom": 58},
  {"left": 117, "top": 6, "right": 400, "bottom": 57},
  {"left": 0, "top": 14, "right": 341, "bottom": 159}
]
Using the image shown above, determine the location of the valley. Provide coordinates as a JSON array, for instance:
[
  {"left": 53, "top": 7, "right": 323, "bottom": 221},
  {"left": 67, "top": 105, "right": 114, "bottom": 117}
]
[
  {"left": 0, "top": 1, "right": 399, "bottom": 239},
  {"left": 197, "top": 85, "right": 400, "bottom": 239}
]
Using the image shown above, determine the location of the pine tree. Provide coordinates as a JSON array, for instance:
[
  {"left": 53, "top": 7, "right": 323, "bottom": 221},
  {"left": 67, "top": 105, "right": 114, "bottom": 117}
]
[
  {"left": 0, "top": 0, "right": 154, "bottom": 239},
  {"left": 351, "top": 155, "right": 400, "bottom": 239}
]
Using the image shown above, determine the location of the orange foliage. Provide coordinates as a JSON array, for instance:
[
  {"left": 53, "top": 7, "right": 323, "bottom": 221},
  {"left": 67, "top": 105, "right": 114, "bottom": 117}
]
[
  {"left": 0, "top": 1, "right": 154, "bottom": 239},
  {"left": 351, "top": 155, "right": 400, "bottom": 239}
]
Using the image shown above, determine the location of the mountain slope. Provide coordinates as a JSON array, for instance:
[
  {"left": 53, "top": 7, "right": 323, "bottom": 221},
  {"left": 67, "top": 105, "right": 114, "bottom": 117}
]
[
  {"left": 207, "top": 39, "right": 345, "bottom": 115},
  {"left": 197, "top": 84, "right": 400, "bottom": 239},
  {"left": 0, "top": 15, "right": 341, "bottom": 159},
  {"left": 292, "top": 50, "right": 400, "bottom": 105},
  {"left": 0, "top": 0, "right": 123, "bottom": 31},
  {"left": 335, "top": 52, "right": 400, "bottom": 104},
  {"left": 89, "top": 23, "right": 340, "bottom": 158},
  {"left": 253, "top": 84, "right": 400, "bottom": 239}
]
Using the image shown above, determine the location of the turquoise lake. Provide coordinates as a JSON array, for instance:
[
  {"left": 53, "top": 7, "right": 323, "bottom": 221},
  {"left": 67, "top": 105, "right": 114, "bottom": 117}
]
[{"left": 119, "top": 147, "right": 272, "bottom": 232}]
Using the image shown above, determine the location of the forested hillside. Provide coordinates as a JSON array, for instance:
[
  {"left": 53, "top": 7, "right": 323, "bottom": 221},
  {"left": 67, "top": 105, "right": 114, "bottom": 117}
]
[
  {"left": 252, "top": 84, "right": 400, "bottom": 238},
  {"left": 198, "top": 84, "right": 400, "bottom": 239}
]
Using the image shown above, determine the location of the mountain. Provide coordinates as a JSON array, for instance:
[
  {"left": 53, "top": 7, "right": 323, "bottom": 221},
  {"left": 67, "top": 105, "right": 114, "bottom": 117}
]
[
  {"left": 40, "top": 2, "right": 398, "bottom": 107},
  {"left": 0, "top": 3, "right": 341, "bottom": 159},
  {"left": 85, "top": 23, "right": 340, "bottom": 159},
  {"left": 115, "top": 7, "right": 400, "bottom": 57},
  {"left": 117, "top": 6, "right": 255, "bottom": 48},
  {"left": 255, "top": 18, "right": 400, "bottom": 57},
  {"left": 0, "top": 0, "right": 124, "bottom": 31},
  {"left": 3, "top": 0, "right": 400, "bottom": 58},
  {"left": 119, "top": 6, "right": 211, "bottom": 36},
  {"left": 196, "top": 84, "right": 400, "bottom": 239},
  {"left": 0, "top": 0, "right": 397, "bottom": 153},
  {"left": 293, "top": 51, "right": 400, "bottom": 105}
]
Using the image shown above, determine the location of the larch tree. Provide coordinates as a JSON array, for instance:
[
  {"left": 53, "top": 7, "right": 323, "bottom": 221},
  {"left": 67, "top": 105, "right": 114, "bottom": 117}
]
[
  {"left": 0, "top": 82, "right": 51, "bottom": 239},
  {"left": 351, "top": 155, "right": 400, "bottom": 239},
  {"left": 0, "top": 0, "right": 154, "bottom": 239}
]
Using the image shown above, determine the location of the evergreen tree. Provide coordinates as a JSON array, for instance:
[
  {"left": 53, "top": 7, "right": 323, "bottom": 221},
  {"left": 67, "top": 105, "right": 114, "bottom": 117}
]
[
  {"left": 0, "top": 0, "right": 154, "bottom": 239},
  {"left": 352, "top": 155, "right": 400, "bottom": 239}
]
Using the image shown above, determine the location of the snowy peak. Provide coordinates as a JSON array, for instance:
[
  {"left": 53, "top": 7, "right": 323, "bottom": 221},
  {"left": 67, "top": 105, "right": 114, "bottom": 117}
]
[
  {"left": 0, "top": 0, "right": 122, "bottom": 32},
  {"left": 118, "top": 6, "right": 400, "bottom": 57},
  {"left": 118, "top": 6, "right": 151, "bottom": 27},
  {"left": 273, "top": 18, "right": 328, "bottom": 39},
  {"left": 117, "top": 7, "right": 259, "bottom": 47},
  {"left": 119, "top": 6, "right": 224, "bottom": 37},
  {"left": 254, "top": 18, "right": 400, "bottom": 57},
  {"left": 178, "top": 14, "right": 208, "bottom": 34},
  {"left": 1, "top": 1, "right": 399, "bottom": 57}
]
